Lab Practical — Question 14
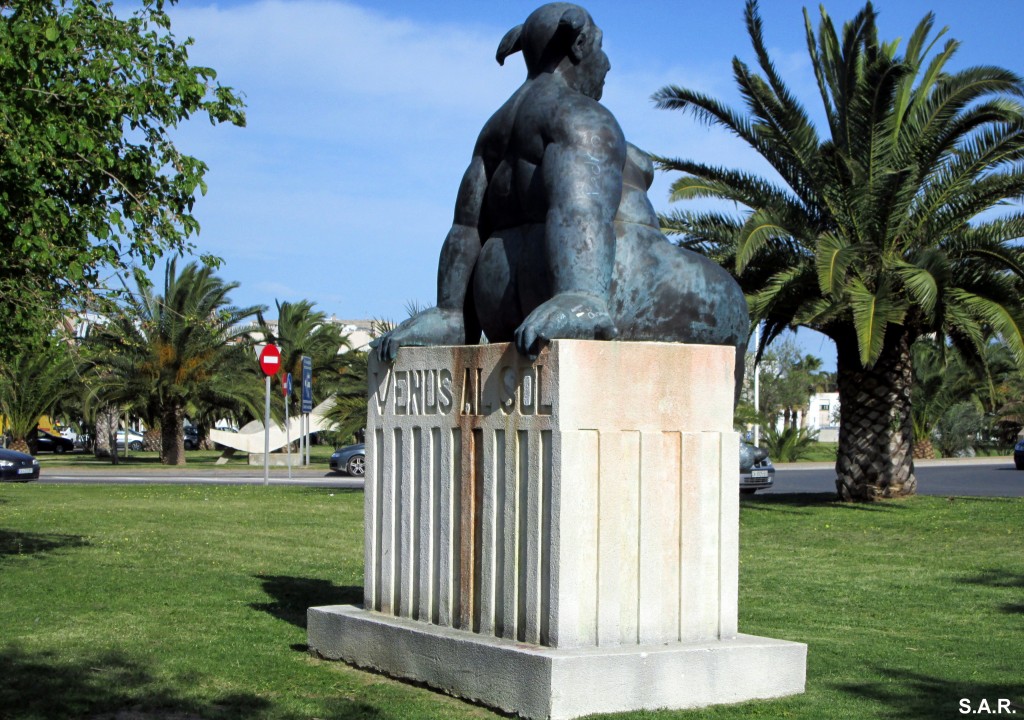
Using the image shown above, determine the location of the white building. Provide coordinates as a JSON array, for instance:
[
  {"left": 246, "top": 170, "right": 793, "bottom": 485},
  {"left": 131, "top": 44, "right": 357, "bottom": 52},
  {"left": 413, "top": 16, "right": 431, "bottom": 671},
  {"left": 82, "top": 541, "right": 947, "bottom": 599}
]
[{"left": 804, "top": 392, "right": 840, "bottom": 443}]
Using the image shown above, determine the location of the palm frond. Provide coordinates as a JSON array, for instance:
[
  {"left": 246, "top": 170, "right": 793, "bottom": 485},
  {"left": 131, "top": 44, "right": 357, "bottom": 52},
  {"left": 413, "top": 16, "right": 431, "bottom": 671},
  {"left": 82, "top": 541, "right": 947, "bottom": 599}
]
[
  {"left": 948, "top": 289, "right": 1024, "bottom": 368},
  {"left": 848, "top": 278, "right": 908, "bottom": 366},
  {"left": 815, "top": 233, "right": 860, "bottom": 295}
]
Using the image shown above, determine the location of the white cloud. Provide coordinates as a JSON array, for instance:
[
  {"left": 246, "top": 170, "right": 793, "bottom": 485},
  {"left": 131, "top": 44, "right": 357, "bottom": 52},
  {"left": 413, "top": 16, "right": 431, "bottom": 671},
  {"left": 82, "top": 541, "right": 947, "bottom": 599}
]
[{"left": 162, "top": 1, "right": 819, "bottom": 326}]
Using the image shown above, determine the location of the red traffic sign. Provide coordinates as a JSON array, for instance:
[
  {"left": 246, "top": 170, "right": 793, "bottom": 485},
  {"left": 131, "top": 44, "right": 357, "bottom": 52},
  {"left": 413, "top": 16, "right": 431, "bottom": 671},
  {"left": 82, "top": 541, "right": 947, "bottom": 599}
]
[{"left": 258, "top": 344, "right": 282, "bottom": 375}]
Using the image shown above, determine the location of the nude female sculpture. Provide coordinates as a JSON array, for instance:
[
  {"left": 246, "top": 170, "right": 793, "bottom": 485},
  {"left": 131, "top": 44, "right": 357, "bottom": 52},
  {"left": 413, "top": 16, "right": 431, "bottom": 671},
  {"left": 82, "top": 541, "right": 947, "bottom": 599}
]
[{"left": 374, "top": 2, "right": 748, "bottom": 388}]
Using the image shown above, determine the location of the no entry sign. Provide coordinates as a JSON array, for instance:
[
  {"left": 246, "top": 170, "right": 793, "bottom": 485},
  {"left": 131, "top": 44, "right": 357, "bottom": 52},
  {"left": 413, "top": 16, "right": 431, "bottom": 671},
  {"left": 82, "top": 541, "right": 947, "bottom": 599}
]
[{"left": 258, "top": 344, "right": 282, "bottom": 375}]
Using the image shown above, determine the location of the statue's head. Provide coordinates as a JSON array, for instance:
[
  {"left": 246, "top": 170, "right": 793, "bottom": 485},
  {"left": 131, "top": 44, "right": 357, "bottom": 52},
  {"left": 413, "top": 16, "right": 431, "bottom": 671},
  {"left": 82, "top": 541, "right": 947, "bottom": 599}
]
[{"left": 496, "top": 2, "right": 610, "bottom": 100}]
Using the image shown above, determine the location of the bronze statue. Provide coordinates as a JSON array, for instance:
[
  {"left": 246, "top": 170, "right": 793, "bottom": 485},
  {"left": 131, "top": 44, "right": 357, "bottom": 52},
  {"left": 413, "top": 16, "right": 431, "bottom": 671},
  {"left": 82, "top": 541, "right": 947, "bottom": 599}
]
[{"left": 374, "top": 2, "right": 748, "bottom": 383}]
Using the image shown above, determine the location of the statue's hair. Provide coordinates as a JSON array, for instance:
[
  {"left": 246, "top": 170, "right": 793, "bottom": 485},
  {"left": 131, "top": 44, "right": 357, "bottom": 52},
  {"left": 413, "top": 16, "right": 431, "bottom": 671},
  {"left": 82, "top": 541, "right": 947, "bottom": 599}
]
[{"left": 496, "top": 2, "right": 592, "bottom": 75}]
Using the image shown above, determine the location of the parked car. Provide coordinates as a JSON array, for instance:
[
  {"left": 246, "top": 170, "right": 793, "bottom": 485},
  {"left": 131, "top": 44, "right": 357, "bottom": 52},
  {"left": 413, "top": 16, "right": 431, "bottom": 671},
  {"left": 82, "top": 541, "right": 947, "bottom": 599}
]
[
  {"left": 1014, "top": 438, "right": 1024, "bottom": 470},
  {"left": 115, "top": 430, "right": 145, "bottom": 451},
  {"left": 330, "top": 443, "right": 366, "bottom": 477},
  {"left": 184, "top": 426, "right": 200, "bottom": 451},
  {"left": 0, "top": 447, "right": 40, "bottom": 481},
  {"left": 35, "top": 429, "right": 75, "bottom": 454},
  {"left": 740, "top": 442, "right": 775, "bottom": 494},
  {"left": 329, "top": 440, "right": 771, "bottom": 488}
]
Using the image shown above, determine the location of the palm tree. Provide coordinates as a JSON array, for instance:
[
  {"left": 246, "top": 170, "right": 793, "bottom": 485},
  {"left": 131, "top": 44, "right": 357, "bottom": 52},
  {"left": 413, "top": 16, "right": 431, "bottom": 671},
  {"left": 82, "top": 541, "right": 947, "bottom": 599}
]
[
  {"left": 0, "top": 339, "right": 76, "bottom": 454},
  {"left": 257, "top": 300, "right": 352, "bottom": 397},
  {"left": 85, "top": 259, "right": 262, "bottom": 465},
  {"left": 654, "top": 1, "right": 1024, "bottom": 500},
  {"left": 761, "top": 425, "right": 820, "bottom": 463},
  {"left": 909, "top": 338, "right": 948, "bottom": 459},
  {"left": 257, "top": 300, "right": 366, "bottom": 448},
  {"left": 184, "top": 346, "right": 264, "bottom": 447},
  {"left": 323, "top": 348, "right": 369, "bottom": 446},
  {"left": 911, "top": 337, "right": 1024, "bottom": 457}
]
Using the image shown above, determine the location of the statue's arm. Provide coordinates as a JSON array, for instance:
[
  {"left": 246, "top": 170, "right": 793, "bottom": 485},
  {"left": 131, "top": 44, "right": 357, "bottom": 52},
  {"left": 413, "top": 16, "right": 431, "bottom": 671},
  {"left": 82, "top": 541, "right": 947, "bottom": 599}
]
[
  {"left": 512, "top": 112, "right": 624, "bottom": 357},
  {"left": 437, "top": 155, "right": 486, "bottom": 310},
  {"left": 541, "top": 116, "right": 625, "bottom": 299}
]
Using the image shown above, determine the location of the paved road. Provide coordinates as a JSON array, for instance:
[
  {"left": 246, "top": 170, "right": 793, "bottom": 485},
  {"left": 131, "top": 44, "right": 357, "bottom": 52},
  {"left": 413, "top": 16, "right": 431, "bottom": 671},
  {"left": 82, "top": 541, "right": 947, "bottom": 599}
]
[
  {"left": 36, "top": 466, "right": 364, "bottom": 489},
  {"left": 765, "top": 456, "right": 1024, "bottom": 497},
  {"left": 31, "top": 456, "right": 1024, "bottom": 497}
]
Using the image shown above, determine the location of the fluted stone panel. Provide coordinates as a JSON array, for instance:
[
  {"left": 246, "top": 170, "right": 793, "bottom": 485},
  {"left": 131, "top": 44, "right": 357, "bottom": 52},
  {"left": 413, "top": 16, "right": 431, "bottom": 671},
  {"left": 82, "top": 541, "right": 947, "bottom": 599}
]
[{"left": 362, "top": 340, "right": 738, "bottom": 649}]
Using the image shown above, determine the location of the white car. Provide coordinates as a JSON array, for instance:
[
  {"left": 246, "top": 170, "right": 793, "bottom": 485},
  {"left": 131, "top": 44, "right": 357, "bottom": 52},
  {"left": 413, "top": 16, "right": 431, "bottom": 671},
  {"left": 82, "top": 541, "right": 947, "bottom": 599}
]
[
  {"left": 115, "top": 429, "right": 145, "bottom": 451},
  {"left": 740, "top": 443, "right": 775, "bottom": 494}
]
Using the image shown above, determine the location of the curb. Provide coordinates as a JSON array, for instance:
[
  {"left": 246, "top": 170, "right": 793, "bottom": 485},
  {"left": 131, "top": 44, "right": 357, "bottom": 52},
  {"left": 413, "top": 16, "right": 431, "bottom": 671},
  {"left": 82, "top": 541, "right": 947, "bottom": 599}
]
[{"left": 776, "top": 455, "right": 1013, "bottom": 471}]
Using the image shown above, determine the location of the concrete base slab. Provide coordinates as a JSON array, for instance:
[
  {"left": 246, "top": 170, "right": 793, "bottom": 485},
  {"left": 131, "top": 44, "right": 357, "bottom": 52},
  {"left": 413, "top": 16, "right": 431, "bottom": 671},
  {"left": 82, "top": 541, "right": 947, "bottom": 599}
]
[{"left": 308, "top": 604, "right": 807, "bottom": 720}]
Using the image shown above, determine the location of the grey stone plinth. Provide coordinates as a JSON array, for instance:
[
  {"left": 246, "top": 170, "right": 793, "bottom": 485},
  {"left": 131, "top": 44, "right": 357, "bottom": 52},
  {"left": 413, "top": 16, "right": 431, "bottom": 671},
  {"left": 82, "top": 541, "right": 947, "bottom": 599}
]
[{"left": 308, "top": 604, "right": 807, "bottom": 720}]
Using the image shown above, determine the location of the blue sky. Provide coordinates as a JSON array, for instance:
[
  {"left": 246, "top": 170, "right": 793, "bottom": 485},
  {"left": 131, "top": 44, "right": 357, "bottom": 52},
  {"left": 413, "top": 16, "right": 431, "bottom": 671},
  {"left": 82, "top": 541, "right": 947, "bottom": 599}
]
[{"left": 162, "top": 1, "right": 1024, "bottom": 371}]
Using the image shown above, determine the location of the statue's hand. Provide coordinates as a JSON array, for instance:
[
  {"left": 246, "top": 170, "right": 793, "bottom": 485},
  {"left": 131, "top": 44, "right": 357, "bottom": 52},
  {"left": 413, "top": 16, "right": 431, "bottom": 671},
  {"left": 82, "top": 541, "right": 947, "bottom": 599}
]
[
  {"left": 514, "top": 292, "right": 619, "bottom": 359},
  {"left": 371, "top": 307, "right": 466, "bottom": 362}
]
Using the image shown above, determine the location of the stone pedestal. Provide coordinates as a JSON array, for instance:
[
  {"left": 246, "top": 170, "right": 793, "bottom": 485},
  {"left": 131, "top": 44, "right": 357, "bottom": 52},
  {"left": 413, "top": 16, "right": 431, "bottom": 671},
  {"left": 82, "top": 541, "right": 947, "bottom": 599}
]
[{"left": 308, "top": 340, "right": 806, "bottom": 719}]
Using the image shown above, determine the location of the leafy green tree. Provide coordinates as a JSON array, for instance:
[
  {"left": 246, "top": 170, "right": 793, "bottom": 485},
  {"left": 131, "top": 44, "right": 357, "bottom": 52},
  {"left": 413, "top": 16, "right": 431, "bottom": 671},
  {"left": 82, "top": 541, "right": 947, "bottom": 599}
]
[
  {"left": 0, "top": 0, "right": 245, "bottom": 359},
  {"left": 84, "top": 259, "right": 261, "bottom": 465},
  {"left": 749, "top": 338, "right": 829, "bottom": 429},
  {"left": 0, "top": 338, "right": 76, "bottom": 453},
  {"left": 936, "top": 401, "right": 985, "bottom": 457},
  {"left": 912, "top": 337, "right": 1024, "bottom": 456},
  {"left": 655, "top": 1, "right": 1024, "bottom": 500}
]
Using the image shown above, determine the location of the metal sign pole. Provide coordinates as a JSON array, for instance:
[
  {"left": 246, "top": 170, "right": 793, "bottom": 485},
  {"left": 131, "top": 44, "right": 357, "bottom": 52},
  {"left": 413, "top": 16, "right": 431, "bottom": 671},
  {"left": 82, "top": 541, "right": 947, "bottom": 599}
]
[
  {"left": 300, "top": 356, "right": 313, "bottom": 468},
  {"left": 263, "top": 375, "right": 271, "bottom": 486},
  {"left": 753, "top": 321, "right": 761, "bottom": 449},
  {"left": 285, "top": 384, "right": 292, "bottom": 481}
]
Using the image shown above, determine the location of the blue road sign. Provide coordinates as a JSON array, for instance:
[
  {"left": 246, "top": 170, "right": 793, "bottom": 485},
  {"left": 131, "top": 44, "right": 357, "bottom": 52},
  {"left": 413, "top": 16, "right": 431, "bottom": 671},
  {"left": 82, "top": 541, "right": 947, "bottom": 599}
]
[{"left": 301, "top": 356, "right": 313, "bottom": 413}]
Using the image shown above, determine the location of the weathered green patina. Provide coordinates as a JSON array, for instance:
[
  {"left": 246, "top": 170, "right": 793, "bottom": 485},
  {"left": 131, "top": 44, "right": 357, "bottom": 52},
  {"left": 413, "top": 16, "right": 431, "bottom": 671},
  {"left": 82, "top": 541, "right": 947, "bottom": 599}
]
[{"left": 374, "top": 3, "right": 748, "bottom": 385}]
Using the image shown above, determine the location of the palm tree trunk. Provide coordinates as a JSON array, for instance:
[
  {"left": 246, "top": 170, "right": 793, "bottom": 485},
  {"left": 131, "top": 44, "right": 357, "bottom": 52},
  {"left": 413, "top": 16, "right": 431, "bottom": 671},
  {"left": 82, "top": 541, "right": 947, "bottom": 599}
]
[
  {"left": 834, "top": 329, "right": 917, "bottom": 500},
  {"left": 912, "top": 437, "right": 935, "bottom": 460},
  {"left": 143, "top": 427, "right": 162, "bottom": 453},
  {"left": 161, "top": 404, "right": 185, "bottom": 466},
  {"left": 94, "top": 405, "right": 119, "bottom": 464}
]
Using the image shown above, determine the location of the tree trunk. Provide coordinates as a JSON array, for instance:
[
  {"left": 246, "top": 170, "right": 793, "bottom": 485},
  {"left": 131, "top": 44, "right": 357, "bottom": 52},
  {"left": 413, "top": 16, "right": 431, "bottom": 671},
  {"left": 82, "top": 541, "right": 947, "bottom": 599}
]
[
  {"left": 143, "top": 427, "right": 162, "bottom": 453},
  {"left": 94, "top": 405, "right": 119, "bottom": 464},
  {"left": 834, "top": 328, "right": 917, "bottom": 501},
  {"left": 161, "top": 404, "right": 185, "bottom": 466}
]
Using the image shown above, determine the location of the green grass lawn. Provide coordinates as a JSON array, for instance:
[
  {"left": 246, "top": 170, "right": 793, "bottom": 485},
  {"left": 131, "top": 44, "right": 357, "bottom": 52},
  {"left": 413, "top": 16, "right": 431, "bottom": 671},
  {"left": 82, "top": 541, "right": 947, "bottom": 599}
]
[
  {"left": 1, "top": 484, "right": 1021, "bottom": 719},
  {"left": 797, "top": 441, "right": 838, "bottom": 462}
]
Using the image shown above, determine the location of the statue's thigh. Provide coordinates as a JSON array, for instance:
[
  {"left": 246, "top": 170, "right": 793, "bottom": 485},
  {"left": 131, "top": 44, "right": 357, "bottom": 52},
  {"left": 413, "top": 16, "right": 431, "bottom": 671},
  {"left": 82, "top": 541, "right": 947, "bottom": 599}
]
[
  {"left": 611, "top": 227, "right": 746, "bottom": 345},
  {"left": 473, "top": 226, "right": 549, "bottom": 341},
  {"left": 473, "top": 234, "right": 525, "bottom": 342}
]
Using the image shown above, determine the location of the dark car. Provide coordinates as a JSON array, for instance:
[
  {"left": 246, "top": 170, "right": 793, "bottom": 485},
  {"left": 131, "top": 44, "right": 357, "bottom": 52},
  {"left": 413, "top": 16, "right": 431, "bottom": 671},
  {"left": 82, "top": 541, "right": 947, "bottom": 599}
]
[
  {"left": 0, "top": 447, "right": 40, "bottom": 481},
  {"left": 35, "top": 429, "right": 75, "bottom": 454},
  {"left": 330, "top": 443, "right": 365, "bottom": 477},
  {"left": 184, "top": 426, "right": 200, "bottom": 451},
  {"left": 740, "top": 442, "right": 775, "bottom": 494},
  {"left": 1014, "top": 438, "right": 1024, "bottom": 470}
]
